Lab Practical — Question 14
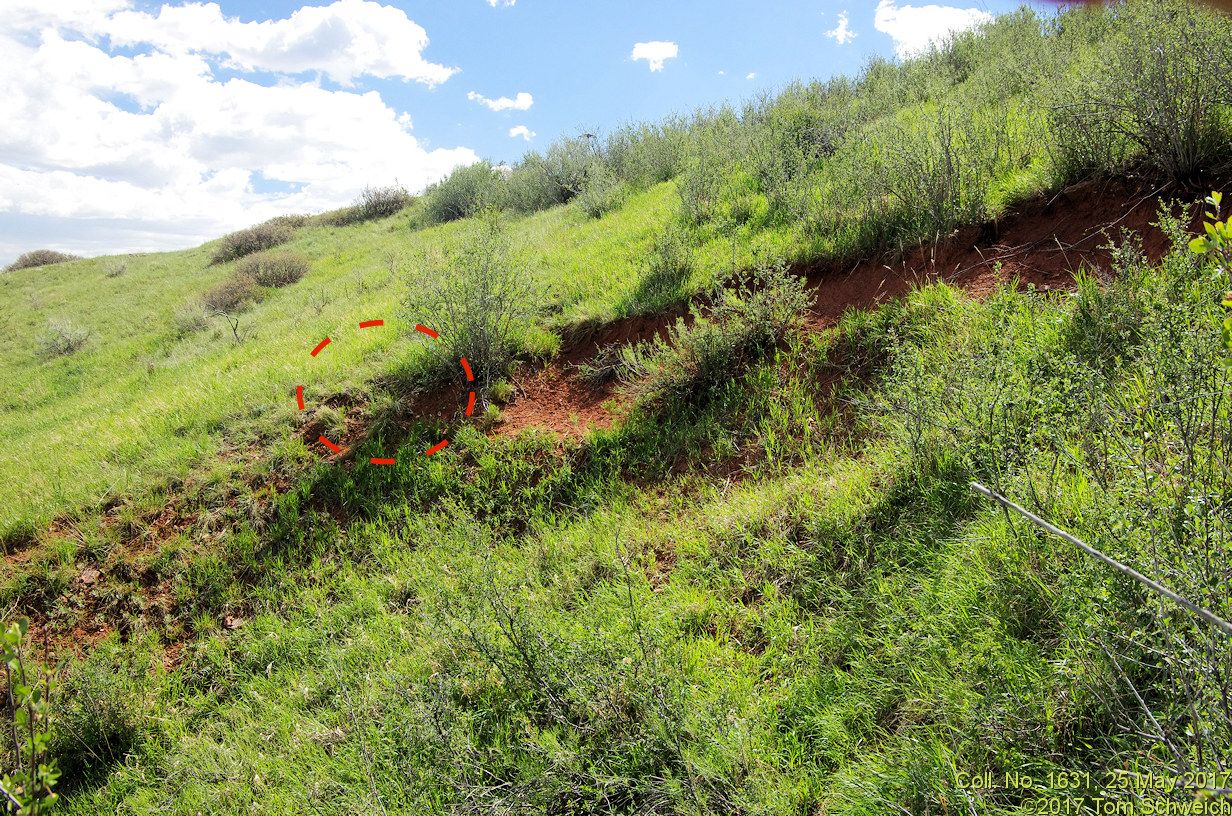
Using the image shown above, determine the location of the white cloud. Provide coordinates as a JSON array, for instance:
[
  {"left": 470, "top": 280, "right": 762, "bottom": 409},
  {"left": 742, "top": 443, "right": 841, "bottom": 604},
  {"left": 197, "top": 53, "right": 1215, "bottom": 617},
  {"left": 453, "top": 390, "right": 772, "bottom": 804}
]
[
  {"left": 468, "top": 91, "right": 533, "bottom": 111},
  {"left": 486, "top": 0, "right": 516, "bottom": 5},
  {"left": 0, "top": 2, "right": 477, "bottom": 262},
  {"left": 509, "top": 126, "right": 535, "bottom": 141},
  {"left": 874, "top": 0, "right": 991, "bottom": 59},
  {"left": 631, "top": 41, "right": 678, "bottom": 72},
  {"left": 825, "top": 11, "right": 857, "bottom": 45},
  {"left": 746, "top": 72, "right": 756, "bottom": 80},
  {"left": 717, "top": 70, "right": 725, "bottom": 75},
  {"left": 102, "top": 0, "right": 457, "bottom": 87}
]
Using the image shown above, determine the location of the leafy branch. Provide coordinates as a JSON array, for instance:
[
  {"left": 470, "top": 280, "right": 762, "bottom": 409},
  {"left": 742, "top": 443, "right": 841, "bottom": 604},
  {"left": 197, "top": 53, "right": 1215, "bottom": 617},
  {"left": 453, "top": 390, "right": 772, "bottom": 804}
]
[
  {"left": 1188, "top": 191, "right": 1232, "bottom": 358},
  {"left": 1, "top": 619, "right": 62, "bottom": 815}
]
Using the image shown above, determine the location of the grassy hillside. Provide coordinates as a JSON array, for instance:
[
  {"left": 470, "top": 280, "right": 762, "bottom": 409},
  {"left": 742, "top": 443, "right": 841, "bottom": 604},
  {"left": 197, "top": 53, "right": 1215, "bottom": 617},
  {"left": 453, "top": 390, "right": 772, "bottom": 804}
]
[{"left": 3, "top": 2, "right": 1232, "bottom": 814}]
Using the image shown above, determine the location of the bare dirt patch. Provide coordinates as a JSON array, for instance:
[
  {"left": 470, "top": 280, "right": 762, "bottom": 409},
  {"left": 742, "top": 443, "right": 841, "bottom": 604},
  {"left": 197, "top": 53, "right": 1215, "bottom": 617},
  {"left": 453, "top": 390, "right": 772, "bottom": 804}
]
[
  {"left": 799, "top": 175, "right": 1208, "bottom": 329},
  {"left": 494, "top": 365, "right": 620, "bottom": 439}
]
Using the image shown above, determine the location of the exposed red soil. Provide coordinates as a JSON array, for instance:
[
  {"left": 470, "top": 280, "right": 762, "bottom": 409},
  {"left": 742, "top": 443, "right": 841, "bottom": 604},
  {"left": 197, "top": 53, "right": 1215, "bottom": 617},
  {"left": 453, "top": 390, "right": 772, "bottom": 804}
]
[
  {"left": 494, "top": 365, "right": 619, "bottom": 438},
  {"left": 798, "top": 175, "right": 1203, "bottom": 329}
]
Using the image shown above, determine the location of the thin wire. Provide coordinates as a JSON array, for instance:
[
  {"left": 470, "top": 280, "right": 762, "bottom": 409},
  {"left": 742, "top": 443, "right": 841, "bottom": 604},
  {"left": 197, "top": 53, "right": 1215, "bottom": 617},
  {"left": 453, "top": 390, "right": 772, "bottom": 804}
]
[{"left": 971, "top": 481, "right": 1232, "bottom": 639}]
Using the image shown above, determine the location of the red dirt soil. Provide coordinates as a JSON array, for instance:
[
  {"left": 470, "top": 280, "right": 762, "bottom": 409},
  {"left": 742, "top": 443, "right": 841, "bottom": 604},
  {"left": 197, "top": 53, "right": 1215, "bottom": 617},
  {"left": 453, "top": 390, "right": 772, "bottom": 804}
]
[{"left": 800, "top": 175, "right": 1201, "bottom": 329}]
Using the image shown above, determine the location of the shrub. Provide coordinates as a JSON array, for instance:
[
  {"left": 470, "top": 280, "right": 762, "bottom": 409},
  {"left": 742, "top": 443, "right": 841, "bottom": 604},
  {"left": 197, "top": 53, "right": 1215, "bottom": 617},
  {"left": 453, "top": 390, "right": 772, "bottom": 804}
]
[
  {"left": 506, "top": 152, "right": 563, "bottom": 213},
  {"left": 400, "top": 210, "right": 533, "bottom": 390},
  {"left": 870, "top": 108, "right": 1005, "bottom": 238},
  {"left": 1049, "top": 0, "right": 1232, "bottom": 183},
  {"left": 1, "top": 618, "right": 62, "bottom": 814},
  {"left": 235, "top": 251, "right": 310, "bottom": 287},
  {"left": 356, "top": 183, "right": 413, "bottom": 221},
  {"left": 201, "top": 273, "right": 259, "bottom": 312},
  {"left": 313, "top": 206, "right": 364, "bottom": 227},
  {"left": 210, "top": 221, "right": 295, "bottom": 265},
  {"left": 605, "top": 117, "right": 689, "bottom": 187},
  {"left": 36, "top": 317, "right": 90, "bottom": 357},
  {"left": 541, "top": 136, "right": 594, "bottom": 202},
  {"left": 574, "top": 162, "right": 626, "bottom": 218},
  {"left": 49, "top": 642, "right": 151, "bottom": 786},
  {"left": 422, "top": 161, "right": 506, "bottom": 225},
  {"left": 262, "top": 213, "right": 308, "bottom": 229},
  {"left": 506, "top": 137, "right": 599, "bottom": 214},
  {"left": 627, "top": 259, "right": 812, "bottom": 407},
  {"left": 5, "top": 250, "right": 79, "bottom": 272},
  {"left": 103, "top": 262, "right": 127, "bottom": 278}
]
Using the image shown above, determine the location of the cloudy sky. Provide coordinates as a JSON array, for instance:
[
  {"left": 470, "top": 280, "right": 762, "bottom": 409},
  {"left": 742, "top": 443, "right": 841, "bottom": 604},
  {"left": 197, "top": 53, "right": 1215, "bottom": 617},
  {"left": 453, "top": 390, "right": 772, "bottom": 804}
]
[{"left": 1, "top": 0, "right": 1055, "bottom": 266}]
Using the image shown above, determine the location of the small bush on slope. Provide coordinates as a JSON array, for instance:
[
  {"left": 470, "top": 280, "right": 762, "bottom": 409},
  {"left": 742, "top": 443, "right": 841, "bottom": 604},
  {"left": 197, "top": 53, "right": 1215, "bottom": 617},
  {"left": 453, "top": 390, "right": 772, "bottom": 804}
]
[
  {"left": 400, "top": 210, "right": 535, "bottom": 392},
  {"left": 5, "top": 250, "right": 80, "bottom": 272},
  {"left": 210, "top": 221, "right": 295, "bottom": 265},
  {"left": 621, "top": 259, "right": 812, "bottom": 407},
  {"left": 1049, "top": 0, "right": 1232, "bottom": 183},
  {"left": 200, "top": 272, "right": 259, "bottom": 312},
  {"left": 356, "top": 183, "right": 413, "bottom": 221},
  {"left": 234, "top": 251, "right": 310, "bottom": 287},
  {"left": 421, "top": 161, "right": 506, "bottom": 225},
  {"left": 36, "top": 317, "right": 90, "bottom": 357}
]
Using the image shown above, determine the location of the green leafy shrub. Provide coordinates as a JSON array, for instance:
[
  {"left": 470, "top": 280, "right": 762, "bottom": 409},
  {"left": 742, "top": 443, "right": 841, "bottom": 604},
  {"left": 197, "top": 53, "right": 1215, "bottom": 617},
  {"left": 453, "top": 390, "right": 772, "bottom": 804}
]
[
  {"left": 506, "top": 137, "right": 599, "bottom": 214},
  {"left": 604, "top": 116, "right": 689, "bottom": 187},
  {"left": 49, "top": 642, "right": 152, "bottom": 786},
  {"left": 235, "top": 251, "right": 310, "bottom": 287},
  {"left": 1189, "top": 191, "right": 1232, "bottom": 356},
  {"left": 1, "top": 618, "right": 62, "bottom": 815},
  {"left": 1049, "top": 0, "right": 1232, "bottom": 183},
  {"left": 422, "top": 161, "right": 506, "bottom": 224},
  {"left": 574, "top": 162, "right": 626, "bottom": 218},
  {"left": 505, "top": 152, "right": 563, "bottom": 213},
  {"left": 627, "top": 259, "right": 812, "bottom": 407},
  {"left": 210, "top": 220, "right": 295, "bottom": 265},
  {"left": 4, "top": 250, "right": 79, "bottom": 272},
  {"left": 400, "top": 211, "right": 533, "bottom": 390},
  {"left": 36, "top": 317, "right": 90, "bottom": 358},
  {"left": 870, "top": 106, "right": 1015, "bottom": 239}
]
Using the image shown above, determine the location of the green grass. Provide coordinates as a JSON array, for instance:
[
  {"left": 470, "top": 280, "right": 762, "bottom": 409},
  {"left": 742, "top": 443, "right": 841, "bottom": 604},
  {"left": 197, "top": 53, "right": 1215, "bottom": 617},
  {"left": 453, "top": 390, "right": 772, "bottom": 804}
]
[
  {"left": 0, "top": 186, "right": 684, "bottom": 537},
  {"left": 10, "top": 205, "right": 1232, "bottom": 814}
]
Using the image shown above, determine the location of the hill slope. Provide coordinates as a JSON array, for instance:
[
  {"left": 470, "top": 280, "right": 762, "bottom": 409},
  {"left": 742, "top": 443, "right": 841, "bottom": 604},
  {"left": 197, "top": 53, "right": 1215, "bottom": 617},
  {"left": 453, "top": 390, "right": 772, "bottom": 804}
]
[{"left": 3, "top": 2, "right": 1232, "bottom": 814}]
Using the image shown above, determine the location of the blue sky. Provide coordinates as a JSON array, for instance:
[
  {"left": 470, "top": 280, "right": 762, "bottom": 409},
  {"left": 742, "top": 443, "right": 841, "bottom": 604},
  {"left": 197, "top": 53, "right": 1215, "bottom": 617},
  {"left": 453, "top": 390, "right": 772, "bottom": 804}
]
[{"left": 0, "top": 0, "right": 1058, "bottom": 266}]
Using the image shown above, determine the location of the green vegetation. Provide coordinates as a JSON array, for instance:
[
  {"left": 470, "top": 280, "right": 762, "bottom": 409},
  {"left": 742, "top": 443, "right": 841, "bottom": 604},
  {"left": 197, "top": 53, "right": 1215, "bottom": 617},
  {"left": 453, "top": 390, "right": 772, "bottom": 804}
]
[
  {"left": 1, "top": 619, "right": 61, "bottom": 814},
  {"left": 399, "top": 211, "right": 534, "bottom": 391},
  {"left": 2, "top": 2, "right": 1232, "bottom": 813}
]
